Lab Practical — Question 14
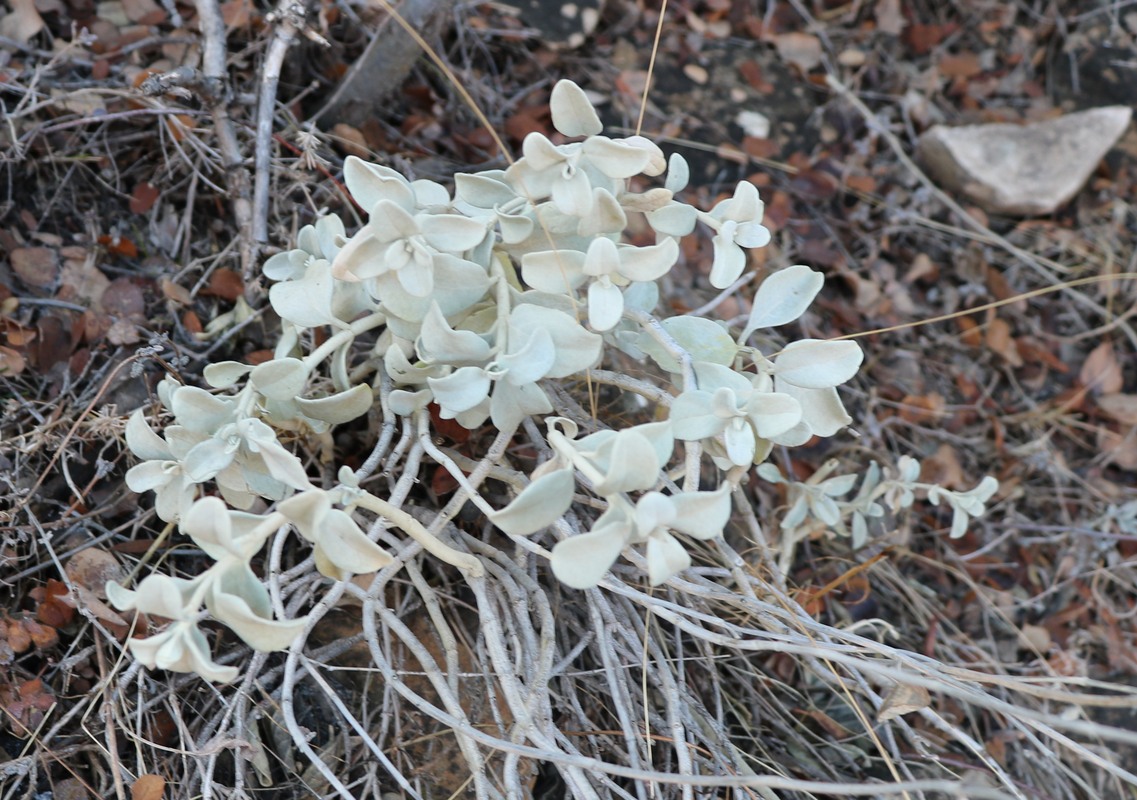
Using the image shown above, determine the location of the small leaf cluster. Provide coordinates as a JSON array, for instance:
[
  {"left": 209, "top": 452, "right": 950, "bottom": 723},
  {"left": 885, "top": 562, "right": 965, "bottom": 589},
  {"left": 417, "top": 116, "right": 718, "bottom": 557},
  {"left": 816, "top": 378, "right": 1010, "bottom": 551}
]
[
  {"left": 759, "top": 456, "right": 999, "bottom": 574},
  {"left": 113, "top": 80, "right": 997, "bottom": 681}
]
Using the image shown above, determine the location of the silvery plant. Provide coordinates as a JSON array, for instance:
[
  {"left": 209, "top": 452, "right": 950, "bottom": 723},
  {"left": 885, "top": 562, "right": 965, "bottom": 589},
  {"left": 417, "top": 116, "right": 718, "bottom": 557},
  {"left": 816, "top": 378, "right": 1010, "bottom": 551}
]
[{"left": 113, "top": 80, "right": 998, "bottom": 681}]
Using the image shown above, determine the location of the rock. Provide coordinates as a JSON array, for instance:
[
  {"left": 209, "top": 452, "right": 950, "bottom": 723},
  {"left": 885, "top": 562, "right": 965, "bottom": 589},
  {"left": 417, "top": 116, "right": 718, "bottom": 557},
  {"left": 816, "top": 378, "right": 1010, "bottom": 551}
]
[{"left": 916, "top": 106, "right": 1132, "bottom": 215}]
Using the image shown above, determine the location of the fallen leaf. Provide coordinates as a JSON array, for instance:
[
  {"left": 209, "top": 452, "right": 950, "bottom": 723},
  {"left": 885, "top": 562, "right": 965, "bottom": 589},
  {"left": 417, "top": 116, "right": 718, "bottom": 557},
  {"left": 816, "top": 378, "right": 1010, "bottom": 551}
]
[
  {"left": 0, "top": 0, "right": 45, "bottom": 44},
  {"left": 877, "top": 682, "right": 931, "bottom": 722},
  {"left": 985, "top": 318, "right": 1022, "bottom": 366},
  {"left": 52, "top": 778, "right": 91, "bottom": 800},
  {"left": 801, "top": 707, "right": 853, "bottom": 738},
  {"left": 899, "top": 393, "right": 945, "bottom": 424},
  {"left": 29, "top": 580, "right": 75, "bottom": 628},
  {"left": 920, "top": 443, "right": 966, "bottom": 489},
  {"left": 131, "top": 773, "right": 166, "bottom": 800},
  {"left": 59, "top": 258, "right": 110, "bottom": 306},
  {"left": 160, "top": 278, "right": 193, "bottom": 306},
  {"left": 10, "top": 247, "right": 59, "bottom": 288},
  {"left": 98, "top": 233, "right": 140, "bottom": 258},
  {"left": 1098, "top": 394, "right": 1137, "bottom": 426},
  {"left": 220, "top": 0, "right": 253, "bottom": 26},
  {"left": 1098, "top": 427, "right": 1137, "bottom": 471},
  {"left": 0, "top": 345, "right": 26, "bottom": 375},
  {"left": 772, "top": 32, "right": 823, "bottom": 73},
  {"left": 1019, "top": 624, "right": 1051, "bottom": 652},
  {"left": 938, "top": 52, "right": 982, "bottom": 79},
  {"left": 1080, "top": 341, "right": 1123, "bottom": 395},
  {"left": 129, "top": 182, "right": 160, "bottom": 214},
  {"left": 121, "top": 0, "right": 164, "bottom": 24},
  {"left": 875, "top": 0, "right": 905, "bottom": 35},
  {"left": 0, "top": 677, "right": 56, "bottom": 734},
  {"left": 65, "top": 548, "right": 126, "bottom": 599},
  {"left": 106, "top": 317, "right": 140, "bottom": 345},
  {"left": 331, "top": 123, "right": 369, "bottom": 158},
  {"left": 100, "top": 277, "right": 145, "bottom": 319},
  {"left": 204, "top": 268, "right": 244, "bottom": 301}
]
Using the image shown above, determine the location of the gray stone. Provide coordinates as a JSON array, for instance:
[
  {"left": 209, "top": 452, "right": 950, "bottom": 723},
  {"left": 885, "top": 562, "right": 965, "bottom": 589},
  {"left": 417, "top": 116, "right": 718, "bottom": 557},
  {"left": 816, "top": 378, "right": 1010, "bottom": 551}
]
[{"left": 916, "top": 106, "right": 1132, "bottom": 216}]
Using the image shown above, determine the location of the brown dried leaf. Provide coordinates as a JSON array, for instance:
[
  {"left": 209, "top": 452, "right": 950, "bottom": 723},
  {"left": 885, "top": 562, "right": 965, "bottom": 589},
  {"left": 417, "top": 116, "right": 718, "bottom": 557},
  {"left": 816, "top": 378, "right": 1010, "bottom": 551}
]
[
  {"left": 1080, "top": 341, "right": 1123, "bottom": 395},
  {"left": 877, "top": 682, "right": 931, "bottom": 722},
  {"left": 207, "top": 268, "right": 245, "bottom": 301},
  {"left": 773, "top": 32, "right": 823, "bottom": 72},
  {"left": 0, "top": 345, "right": 26, "bottom": 376},
  {"left": 220, "top": 0, "right": 253, "bottom": 26},
  {"left": 129, "top": 182, "right": 161, "bottom": 214},
  {"left": 5, "top": 618, "right": 31, "bottom": 653},
  {"left": 65, "top": 548, "right": 125, "bottom": 599},
  {"left": 331, "top": 123, "right": 369, "bottom": 158},
  {"left": 24, "top": 618, "right": 57, "bottom": 649},
  {"left": 985, "top": 318, "right": 1022, "bottom": 366},
  {"left": 874, "top": 0, "right": 905, "bottom": 36},
  {"left": 52, "top": 778, "right": 91, "bottom": 800},
  {"left": 0, "top": 0, "right": 45, "bottom": 44},
  {"left": 160, "top": 277, "right": 193, "bottom": 306},
  {"left": 10, "top": 247, "right": 59, "bottom": 288},
  {"left": 131, "top": 774, "right": 166, "bottom": 800},
  {"left": 106, "top": 317, "right": 140, "bottom": 346},
  {"left": 59, "top": 258, "right": 110, "bottom": 306},
  {"left": 1098, "top": 394, "right": 1137, "bottom": 426},
  {"left": 938, "top": 52, "right": 982, "bottom": 79},
  {"left": 899, "top": 393, "right": 945, "bottom": 424},
  {"left": 32, "top": 579, "right": 75, "bottom": 627},
  {"left": 1098, "top": 428, "right": 1137, "bottom": 471},
  {"left": 121, "top": 0, "right": 164, "bottom": 23},
  {"left": 100, "top": 277, "right": 146, "bottom": 319}
]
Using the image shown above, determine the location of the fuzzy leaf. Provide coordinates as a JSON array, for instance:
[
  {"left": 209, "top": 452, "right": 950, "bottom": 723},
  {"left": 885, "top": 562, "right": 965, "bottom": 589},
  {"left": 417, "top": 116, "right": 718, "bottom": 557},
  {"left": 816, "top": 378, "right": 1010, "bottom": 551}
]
[
  {"left": 250, "top": 358, "right": 309, "bottom": 403},
  {"left": 669, "top": 484, "right": 732, "bottom": 540},
  {"left": 646, "top": 532, "right": 691, "bottom": 586},
  {"left": 550, "top": 80, "right": 603, "bottom": 137},
  {"left": 316, "top": 509, "right": 394, "bottom": 576},
  {"left": 170, "top": 387, "right": 233, "bottom": 433},
  {"left": 126, "top": 410, "right": 171, "bottom": 461},
  {"left": 639, "top": 317, "right": 738, "bottom": 373},
  {"left": 774, "top": 339, "right": 863, "bottom": 389},
  {"left": 490, "top": 467, "right": 575, "bottom": 535},
  {"left": 550, "top": 528, "right": 627, "bottom": 589},
  {"left": 295, "top": 384, "right": 373, "bottom": 424},
  {"left": 203, "top": 361, "right": 253, "bottom": 389},
  {"left": 740, "top": 265, "right": 825, "bottom": 341},
  {"left": 209, "top": 590, "right": 308, "bottom": 651}
]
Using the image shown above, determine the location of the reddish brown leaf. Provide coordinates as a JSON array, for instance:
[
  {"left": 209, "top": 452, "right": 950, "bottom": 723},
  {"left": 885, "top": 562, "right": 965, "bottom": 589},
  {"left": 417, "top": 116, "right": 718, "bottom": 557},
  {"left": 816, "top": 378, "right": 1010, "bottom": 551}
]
[
  {"left": 938, "top": 52, "right": 982, "bottom": 79},
  {"left": 129, "top": 182, "right": 160, "bottom": 214},
  {"left": 98, "top": 233, "right": 139, "bottom": 259},
  {"left": 182, "top": 310, "right": 203, "bottom": 335},
  {"left": 4, "top": 618, "right": 31, "bottom": 653},
  {"left": 32, "top": 579, "right": 75, "bottom": 627},
  {"left": 206, "top": 268, "right": 245, "bottom": 302},
  {"left": 24, "top": 618, "right": 57, "bottom": 649}
]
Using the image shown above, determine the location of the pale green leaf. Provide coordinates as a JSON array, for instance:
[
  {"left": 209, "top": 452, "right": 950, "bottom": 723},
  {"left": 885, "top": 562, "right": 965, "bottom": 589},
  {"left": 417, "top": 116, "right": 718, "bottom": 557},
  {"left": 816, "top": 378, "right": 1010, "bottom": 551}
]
[
  {"left": 740, "top": 265, "right": 825, "bottom": 341},
  {"left": 490, "top": 467, "right": 575, "bottom": 536},
  {"left": 549, "top": 80, "right": 603, "bottom": 137},
  {"left": 295, "top": 384, "right": 374, "bottom": 424}
]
